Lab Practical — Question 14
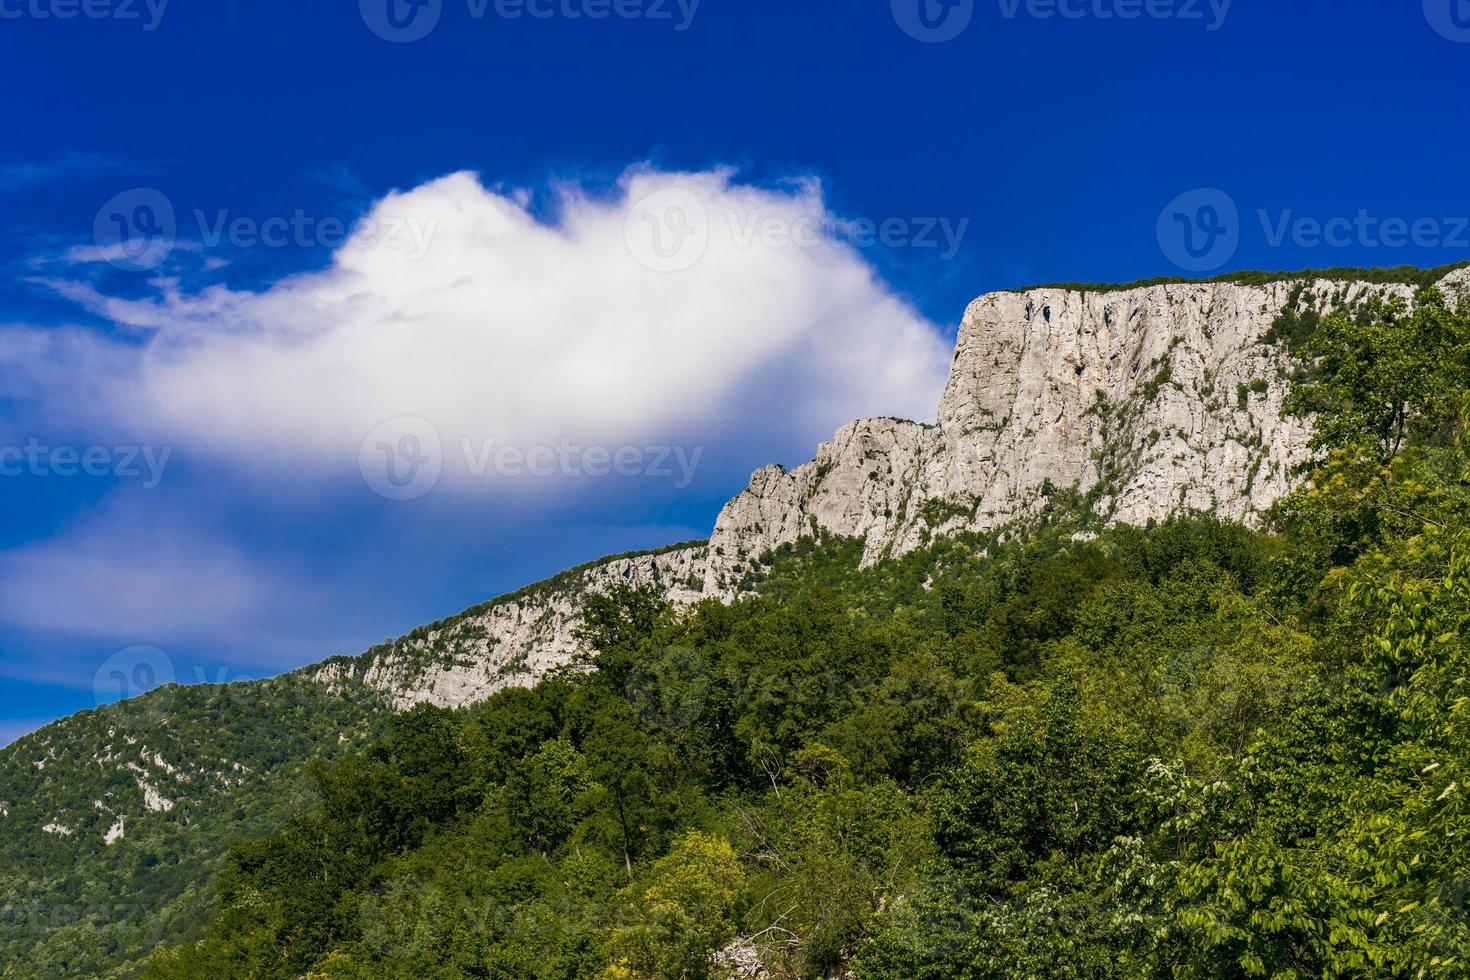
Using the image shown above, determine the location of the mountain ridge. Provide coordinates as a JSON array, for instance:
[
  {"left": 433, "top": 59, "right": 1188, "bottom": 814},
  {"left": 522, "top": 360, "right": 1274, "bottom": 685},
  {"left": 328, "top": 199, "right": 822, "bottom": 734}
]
[
  {"left": 4, "top": 263, "right": 1467, "bottom": 977},
  {"left": 312, "top": 264, "right": 1470, "bottom": 712}
]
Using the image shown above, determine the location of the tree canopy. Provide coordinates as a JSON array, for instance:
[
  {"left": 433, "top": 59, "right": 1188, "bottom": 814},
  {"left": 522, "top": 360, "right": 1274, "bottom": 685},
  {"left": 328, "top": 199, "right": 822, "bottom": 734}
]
[{"left": 65, "top": 290, "right": 1470, "bottom": 978}]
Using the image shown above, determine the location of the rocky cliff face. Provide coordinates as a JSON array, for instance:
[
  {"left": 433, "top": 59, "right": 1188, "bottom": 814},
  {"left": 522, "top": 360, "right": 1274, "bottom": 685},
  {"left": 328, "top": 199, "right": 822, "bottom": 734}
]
[
  {"left": 11, "top": 267, "right": 1464, "bottom": 972},
  {"left": 310, "top": 544, "right": 711, "bottom": 710},
  {"left": 330, "top": 267, "right": 1470, "bottom": 709},
  {"left": 706, "top": 275, "right": 1454, "bottom": 570}
]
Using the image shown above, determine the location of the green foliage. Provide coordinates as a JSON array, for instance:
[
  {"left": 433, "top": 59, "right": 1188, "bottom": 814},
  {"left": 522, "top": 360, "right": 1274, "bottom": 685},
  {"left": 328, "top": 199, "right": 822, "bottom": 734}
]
[
  {"left": 134, "top": 496, "right": 1387, "bottom": 978},
  {"left": 1286, "top": 289, "right": 1470, "bottom": 464},
  {"left": 21, "top": 290, "right": 1470, "bottom": 979},
  {"left": 1264, "top": 282, "right": 1327, "bottom": 352},
  {"left": 602, "top": 831, "right": 746, "bottom": 979},
  {"left": 0, "top": 676, "right": 386, "bottom": 979},
  {"left": 917, "top": 496, "right": 976, "bottom": 528},
  {"left": 1140, "top": 362, "right": 1173, "bottom": 402},
  {"left": 855, "top": 297, "right": 1470, "bottom": 979},
  {"left": 1024, "top": 261, "right": 1470, "bottom": 295},
  {"left": 932, "top": 679, "right": 1145, "bottom": 893}
]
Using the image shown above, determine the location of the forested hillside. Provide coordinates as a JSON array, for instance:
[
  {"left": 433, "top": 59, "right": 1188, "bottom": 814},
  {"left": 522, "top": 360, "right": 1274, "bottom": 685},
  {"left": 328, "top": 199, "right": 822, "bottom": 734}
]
[
  {"left": 139, "top": 287, "right": 1470, "bottom": 977},
  {"left": 0, "top": 676, "right": 387, "bottom": 977}
]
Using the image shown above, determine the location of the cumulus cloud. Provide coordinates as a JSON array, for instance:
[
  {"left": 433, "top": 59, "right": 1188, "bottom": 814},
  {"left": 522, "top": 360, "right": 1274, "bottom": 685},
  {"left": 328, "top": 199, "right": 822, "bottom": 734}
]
[
  {"left": 8, "top": 167, "right": 953, "bottom": 489},
  {"left": 0, "top": 166, "right": 962, "bottom": 702}
]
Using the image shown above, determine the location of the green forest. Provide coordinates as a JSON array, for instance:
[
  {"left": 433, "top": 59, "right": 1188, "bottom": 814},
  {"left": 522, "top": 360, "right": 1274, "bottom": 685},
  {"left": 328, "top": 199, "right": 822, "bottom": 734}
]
[
  {"left": 10, "top": 285, "right": 1468, "bottom": 978},
  {"left": 0, "top": 676, "right": 386, "bottom": 977},
  {"left": 128, "top": 288, "right": 1470, "bottom": 977}
]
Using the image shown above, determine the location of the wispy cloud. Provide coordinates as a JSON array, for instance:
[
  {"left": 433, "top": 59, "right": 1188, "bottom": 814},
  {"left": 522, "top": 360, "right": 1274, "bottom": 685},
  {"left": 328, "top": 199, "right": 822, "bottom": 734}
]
[
  {"left": 312, "top": 163, "right": 374, "bottom": 204},
  {"left": 0, "top": 152, "right": 148, "bottom": 191},
  {"left": 0, "top": 497, "right": 337, "bottom": 669},
  {"left": 56, "top": 240, "right": 200, "bottom": 267}
]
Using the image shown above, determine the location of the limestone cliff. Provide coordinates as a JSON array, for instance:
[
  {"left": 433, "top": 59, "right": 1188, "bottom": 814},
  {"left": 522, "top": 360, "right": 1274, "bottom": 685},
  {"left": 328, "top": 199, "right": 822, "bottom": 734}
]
[
  {"left": 309, "top": 544, "right": 710, "bottom": 710},
  {"left": 327, "top": 266, "right": 1470, "bottom": 709},
  {"left": 707, "top": 272, "right": 1470, "bottom": 571}
]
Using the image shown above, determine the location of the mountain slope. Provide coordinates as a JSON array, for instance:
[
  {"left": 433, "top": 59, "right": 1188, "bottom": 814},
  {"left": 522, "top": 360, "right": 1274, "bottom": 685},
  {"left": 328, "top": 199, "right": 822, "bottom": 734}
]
[
  {"left": 137, "top": 271, "right": 1470, "bottom": 978},
  {"left": 0, "top": 677, "right": 385, "bottom": 978},
  {"left": 2, "top": 263, "right": 1466, "bottom": 977},
  {"left": 340, "top": 265, "right": 1470, "bottom": 711}
]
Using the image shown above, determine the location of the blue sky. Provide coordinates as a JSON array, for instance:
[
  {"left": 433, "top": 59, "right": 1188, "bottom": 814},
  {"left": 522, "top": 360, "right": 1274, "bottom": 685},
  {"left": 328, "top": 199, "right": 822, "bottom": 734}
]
[{"left": 1, "top": 0, "right": 1468, "bottom": 744}]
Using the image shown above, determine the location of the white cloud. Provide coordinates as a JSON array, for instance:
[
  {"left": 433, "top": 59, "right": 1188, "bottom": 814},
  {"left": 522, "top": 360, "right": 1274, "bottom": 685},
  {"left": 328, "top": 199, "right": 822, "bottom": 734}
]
[
  {"left": 8, "top": 166, "right": 953, "bottom": 488},
  {"left": 57, "top": 240, "right": 200, "bottom": 267},
  {"left": 0, "top": 504, "right": 300, "bottom": 650}
]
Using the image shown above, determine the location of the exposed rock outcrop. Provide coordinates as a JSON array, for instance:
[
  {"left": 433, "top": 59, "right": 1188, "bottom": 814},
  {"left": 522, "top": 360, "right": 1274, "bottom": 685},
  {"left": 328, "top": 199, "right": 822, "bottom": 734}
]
[
  {"left": 310, "top": 544, "right": 712, "bottom": 710},
  {"left": 331, "top": 267, "right": 1470, "bottom": 709},
  {"left": 703, "top": 274, "right": 1470, "bottom": 573}
]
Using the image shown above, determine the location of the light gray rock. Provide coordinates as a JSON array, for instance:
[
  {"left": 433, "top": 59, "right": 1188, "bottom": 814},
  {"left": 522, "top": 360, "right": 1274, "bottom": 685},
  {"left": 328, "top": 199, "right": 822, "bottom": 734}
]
[
  {"left": 309, "top": 544, "right": 713, "bottom": 710},
  {"left": 703, "top": 275, "right": 1451, "bottom": 574},
  {"left": 331, "top": 269, "right": 1466, "bottom": 709},
  {"left": 1439, "top": 265, "right": 1470, "bottom": 303}
]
